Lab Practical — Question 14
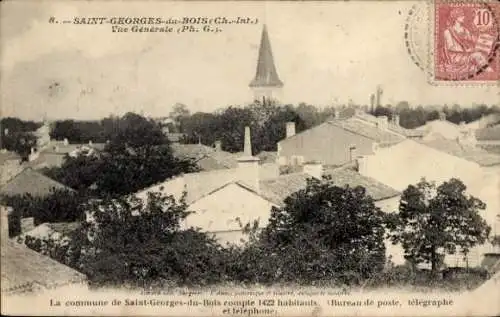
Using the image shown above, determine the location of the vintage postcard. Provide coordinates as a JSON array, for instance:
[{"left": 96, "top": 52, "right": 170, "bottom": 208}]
[{"left": 1, "top": 0, "right": 499, "bottom": 316}]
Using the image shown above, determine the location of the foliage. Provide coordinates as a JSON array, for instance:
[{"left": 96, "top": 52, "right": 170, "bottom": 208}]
[
  {"left": 386, "top": 178, "right": 491, "bottom": 273},
  {"left": 70, "top": 192, "right": 227, "bottom": 287},
  {"left": 237, "top": 176, "right": 387, "bottom": 284},
  {"left": 1, "top": 131, "right": 38, "bottom": 161},
  {"left": 8, "top": 210, "right": 22, "bottom": 237},
  {"left": 181, "top": 103, "right": 308, "bottom": 153},
  {"left": 42, "top": 113, "right": 198, "bottom": 196},
  {"left": 41, "top": 155, "right": 103, "bottom": 193},
  {"left": 365, "top": 263, "right": 489, "bottom": 291},
  {"left": 2, "top": 188, "right": 88, "bottom": 226}
]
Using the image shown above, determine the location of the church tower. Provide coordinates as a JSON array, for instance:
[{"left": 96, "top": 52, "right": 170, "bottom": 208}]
[{"left": 249, "top": 25, "right": 283, "bottom": 105}]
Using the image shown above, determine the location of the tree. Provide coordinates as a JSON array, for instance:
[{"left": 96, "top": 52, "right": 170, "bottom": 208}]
[
  {"left": 386, "top": 178, "right": 491, "bottom": 274},
  {"left": 96, "top": 112, "right": 197, "bottom": 195},
  {"left": 2, "top": 131, "right": 37, "bottom": 161},
  {"left": 1, "top": 188, "right": 88, "bottom": 226},
  {"left": 42, "top": 113, "right": 197, "bottom": 196},
  {"left": 256, "top": 105, "right": 306, "bottom": 152},
  {"left": 257, "top": 176, "right": 387, "bottom": 283},
  {"left": 74, "top": 192, "right": 226, "bottom": 287},
  {"left": 41, "top": 155, "right": 104, "bottom": 193},
  {"left": 169, "top": 103, "right": 190, "bottom": 132}
]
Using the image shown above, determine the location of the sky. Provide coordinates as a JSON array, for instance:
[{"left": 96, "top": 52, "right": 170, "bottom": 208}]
[{"left": 1, "top": 0, "right": 498, "bottom": 121}]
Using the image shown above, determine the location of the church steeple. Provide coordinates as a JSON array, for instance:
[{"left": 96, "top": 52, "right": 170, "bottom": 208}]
[{"left": 249, "top": 25, "right": 283, "bottom": 103}]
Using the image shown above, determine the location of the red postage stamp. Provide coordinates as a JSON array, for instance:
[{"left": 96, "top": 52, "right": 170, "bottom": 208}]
[{"left": 434, "top": 0, "right": 500, "bottom": 82}]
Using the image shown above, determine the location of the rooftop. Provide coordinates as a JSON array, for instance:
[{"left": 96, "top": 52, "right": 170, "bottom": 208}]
[
  {"left": 0, "top": 168, "right": 73, "bottom": 198},
  {"left": 339, "top": 109, "right": 426, "bottom": 138},
  {"left": 259, "top": 167, "right": 400, "bottom": 205},
  {"left": 0, "top": 151, "right": 21, "bottom": 164},
  {"left": 420, "top": 138, "right": 500, "bottom": 166},
  {"left": 41, "top": 142, "right": 106, "bottom": 154},
  {"left": 1, "top": 239, "right": 86, "bottom": 295},
  {"left": 170, "top": 143, "right": 239, "bottom": 171},
  {"left": 328, "top": 119, "right": 406, "bottom": 145},
  {"left": 476, "top": 125, "right": 500, "bottom": 141}
]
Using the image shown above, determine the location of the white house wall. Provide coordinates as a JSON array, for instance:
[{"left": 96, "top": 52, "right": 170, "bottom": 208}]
[
  {"left": 365, "top": 140, "right": 500, "bottom": 268},
  {"left": 185, "top": 183, "right": 277, "bottom": 245},
  {"left": 375, "top": 196, "right": 406, "bottom": 266},
  {"left": 363, "top": 140, "right": 481, "bottom": 192}
]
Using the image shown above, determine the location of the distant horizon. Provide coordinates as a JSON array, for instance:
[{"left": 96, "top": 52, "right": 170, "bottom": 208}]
[
  {"left": 3, "top": 101, "right": 499, "bottom": 123},
  {"left": 1, "top": 1, "right": 498, "bottom": 121}
]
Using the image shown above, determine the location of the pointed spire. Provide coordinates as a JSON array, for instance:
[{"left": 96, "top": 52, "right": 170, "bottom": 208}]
[{"left": 249, "top": 25, "right": 283, "bottom": 88}]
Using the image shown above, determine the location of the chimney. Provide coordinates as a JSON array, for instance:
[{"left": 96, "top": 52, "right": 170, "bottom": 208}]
[
  {"left": 1, "top": 206, "right": 12, "bottom": 239},
  {"left": 20, "top": 217, "right": 35, "bottom": 234},
  {"left": 439, "top": 111, "right": 446, "bottom": 121},
  {"left": 349, "top": 145, "right": 357, "bottom": 162},
  {"left": 356, "top": 156, "right": 368, "bottom": 175},
  {"left": 63, "top": 138, "right": 69, "bottom": 146},
  {"left": 393, "top": 114, "right": 400, "bottom": 126},
  {"left": 377, "top": 116, "right": 388, "bottom": 129},
  {"left": 286, "top": 122, "right": 296, "bottom": 138},
  {"left": 237, "top": 126, "right": 260, "bottom": 192},
  {"left": 214, "top": 140, "right": 222, "bottom": 151},
  {"left": 303, "top": 161, "right": 323, "bottom": 179}
]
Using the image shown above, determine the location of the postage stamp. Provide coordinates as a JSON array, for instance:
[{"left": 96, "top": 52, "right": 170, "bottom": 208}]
[{"left": 433, "top": 0, "right": 500, "bottom": 82}]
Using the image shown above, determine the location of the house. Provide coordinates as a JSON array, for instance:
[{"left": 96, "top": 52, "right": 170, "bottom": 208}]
[
  {"left": 0, "top": 150, "right": 23, "bottom": 186},
  {"left": 339, "top": 108, "right": 426, "bottom": 139},
  {"left": 170, "top": 143, "right": 240, "bottom": 171},
  {"left": 185, "top": 163, "right": 403, "bottom": 259},
  {"left": 476, "top": 125, "right": 500, "bottom": 155},
  {"left": 0, "top": 168, "right": 73, "bottom": 198},
  {"left": 136, "top": 148, "right": 403, "bottom": 257},
  {"left": 277, "top": 118, "right": 405, "bottom": 167},
  {"left": 19, "top": 222, "right": 81, "bottom": 242},
  {"left": 465, "top": 113, "right": 500, "bottom": 131},
  {"left": 415, "top": 112, "right": 463, "bottom": 141},
  {"left": 1, "top": 207, "right": 87, "bottom": 296},
  {"left": 27, "top": 139, "right": 106, "bottom": 170},
  {"left": 136, "top": 128, "right": 280, "bottom": 206},
  {"left": 358, "top": 138, "right": 500, "bottom": 267},
  {"left": 166, "top": 133, "right": 186, "bottom": 143}
]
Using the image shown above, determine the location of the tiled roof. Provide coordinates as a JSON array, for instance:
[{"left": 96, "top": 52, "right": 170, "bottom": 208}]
[
  {"left": 259, "top": 172, "right": 312, "bottom": 205},
  {"left": 343, "top": 110, "right": 426, "bottom": 138},
  {"left": 328, "top": 119, "right": 406, "bottom": 145},
  {"left": 323, "top": 167, "right": 400, "bottom": 201},
  {"left": 41, "top": 142, "right": 106, "bottom": 154},
  {"left": 476, "top": 125, "right": 500, "bottom": 141},
  {"left": 166, "top": 133, "right": 185, "bottom": 143},
  {"left": 479, "top": 144, "right": 500, "bottom": 155},
  {"left": 259, "top": 168, "right": 400, "bottom": 205},
  {"left": 24, "top": 152, "right": 66, "bottom": 169},
  {"left": 21, "top": 222, "right": 80, "bottom": 241},
  {"left": 1, "top": 239, "right": 86, "bottom": 295},
  {"left": 136, "top": 162, "right": 280, "bottom": 205},
  {"left": 257, "top": 151, "right": 277, "bottom": 164},
  {"left": 388, "top": 125, "right": 426, "bottom": 138},
  {"left": 171, "top": 144, "right": 239, "bottom": 171},
  {"left": 0, "top": 168, "right": 73, "bottom": 197},
  {"left": 0, "top": 151, "right": 21, "bottom": 164},
  {"left": 420, "top": 139, "right": 500, "bottom": 166},
  {"left": 171, "top": 143, "right": 213, "bottom": 158}
]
